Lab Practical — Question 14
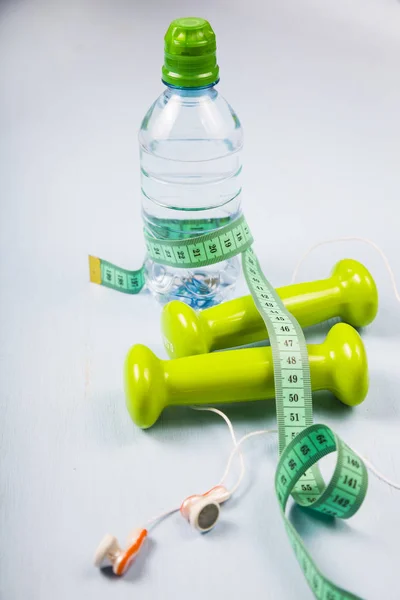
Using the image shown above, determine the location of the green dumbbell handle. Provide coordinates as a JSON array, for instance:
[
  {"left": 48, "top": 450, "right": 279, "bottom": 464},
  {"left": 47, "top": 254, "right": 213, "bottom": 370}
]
[
  {"left": 161, "top": 259, "right": 378, "bottom": 359},
  {"left": 125, "top": 323, "right": 368, "bottom": 429}
]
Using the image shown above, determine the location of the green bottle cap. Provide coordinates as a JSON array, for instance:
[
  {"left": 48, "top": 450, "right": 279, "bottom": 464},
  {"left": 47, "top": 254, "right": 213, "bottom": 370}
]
[{"left": 162, "top": 17, "right": 220, "bottom": 88}]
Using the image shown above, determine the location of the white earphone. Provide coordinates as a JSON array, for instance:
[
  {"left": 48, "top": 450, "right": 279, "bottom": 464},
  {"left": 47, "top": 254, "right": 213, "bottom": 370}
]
[
  {"left": 94, "top": 528, "right": 148, "bottom": 576},
  {"left": 94, "top": 484, "right": 230, "bottom": 575},
  {"left": 180, "top": 485, "right": 230, "bottom": 532}
]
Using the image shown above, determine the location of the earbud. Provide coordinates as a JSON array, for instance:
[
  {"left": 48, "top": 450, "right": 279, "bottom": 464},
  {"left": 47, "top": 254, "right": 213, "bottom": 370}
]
[
  {"left": 94, "top": 486, "right": 230, "bottom": 576},
  {"left": 94, "top": 528, "right": 147, "bottom": 575},
  {"left": 180, "top": 485, "right": 230, "bottom": 532}
]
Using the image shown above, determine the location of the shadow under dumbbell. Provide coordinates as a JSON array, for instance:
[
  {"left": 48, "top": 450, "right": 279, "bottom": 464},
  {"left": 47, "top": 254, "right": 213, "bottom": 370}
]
[
  {"left": 153, "top": 388, "right": 358, "bottom": 432},
  {"left": 312, "top": 390, "right": 356, "bottom": 418},
  {"left": 153, "top": 400, "right": 278, "bottom": 431}
]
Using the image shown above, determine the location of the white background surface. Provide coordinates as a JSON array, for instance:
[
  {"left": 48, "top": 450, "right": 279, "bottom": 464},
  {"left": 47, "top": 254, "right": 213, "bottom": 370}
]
[{"left": 1, "top": 0, "right": 400, "bottom": 598}]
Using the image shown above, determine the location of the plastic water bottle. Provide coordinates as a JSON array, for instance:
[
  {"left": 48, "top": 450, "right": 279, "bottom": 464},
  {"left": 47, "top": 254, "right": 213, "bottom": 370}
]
[{"left": 139, "top": 17, "right": 243, "bottom": 308}]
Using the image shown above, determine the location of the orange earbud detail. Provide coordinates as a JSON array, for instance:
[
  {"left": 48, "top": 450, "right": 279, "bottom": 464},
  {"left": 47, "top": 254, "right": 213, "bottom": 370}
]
[{"left": 94, "top": 528, "right": 148, "bottom": 576}]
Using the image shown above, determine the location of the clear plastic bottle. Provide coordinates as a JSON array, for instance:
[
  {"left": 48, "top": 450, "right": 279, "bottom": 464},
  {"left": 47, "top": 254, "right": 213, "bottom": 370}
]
[{"left": 139, "top": 17, "right": 243, "bottom": 308}]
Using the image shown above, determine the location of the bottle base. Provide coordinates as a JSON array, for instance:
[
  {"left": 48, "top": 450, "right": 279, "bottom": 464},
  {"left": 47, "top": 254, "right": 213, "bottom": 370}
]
[{"left": 144, "top": 256, "right": 240, "bottom": 309}]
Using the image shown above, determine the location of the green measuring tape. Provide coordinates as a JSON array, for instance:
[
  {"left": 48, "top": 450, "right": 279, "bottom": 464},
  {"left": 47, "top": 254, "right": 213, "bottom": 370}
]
[
  {"left": 89, "top": 215, "right": 248, "bottom": 294},
  {"left": 89, "top": 216, "right": 368, "bottom": 598},
  {"left": 244, "top": 247, "right": 368, "bottom": 600}
]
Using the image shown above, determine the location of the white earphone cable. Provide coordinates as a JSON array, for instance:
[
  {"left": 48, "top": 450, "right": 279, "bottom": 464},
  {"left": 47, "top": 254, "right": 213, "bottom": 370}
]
[
  {"left": 221, "top": 428, "right": 278, "bottom": 496},
  {"left": 191, "top": 406, "right": 246, "bottom": 495},
  {"left": 291, "top": 237, "right": 400, "bottom": 303},
  {"left": 211, "top": 408, "right": 400, "bottom": 493},
  {"left": 145, "top": 507, "right": 180, "bottom": 531},
  {"left": 351, "top": 452, "right": 400, "bottom": 491}
]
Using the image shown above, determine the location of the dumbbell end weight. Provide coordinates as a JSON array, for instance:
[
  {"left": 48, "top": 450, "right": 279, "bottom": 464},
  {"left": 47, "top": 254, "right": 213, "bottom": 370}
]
[
  {"left": 124, "top": 344, "right": 167, "bottom": 429},
  {"left": 331, "top": 259, "right": 378, "bottom": 328},
  {"left": 316, "top": 322, "right": 368, "bottom": 407},
  {"left": 161, "top": 300, "right": 210, "bottom": 359}
]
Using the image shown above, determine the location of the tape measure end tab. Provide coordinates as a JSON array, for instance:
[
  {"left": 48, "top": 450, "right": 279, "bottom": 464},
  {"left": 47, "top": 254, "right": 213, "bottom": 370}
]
[{"left": 89, "top": 255, "right": 102, "bottom": 285}]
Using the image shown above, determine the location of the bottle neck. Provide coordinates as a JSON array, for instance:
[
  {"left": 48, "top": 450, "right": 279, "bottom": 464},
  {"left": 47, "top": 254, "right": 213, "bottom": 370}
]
[{"left": 163, "top": 81, "right": 219, "bottom": 97}]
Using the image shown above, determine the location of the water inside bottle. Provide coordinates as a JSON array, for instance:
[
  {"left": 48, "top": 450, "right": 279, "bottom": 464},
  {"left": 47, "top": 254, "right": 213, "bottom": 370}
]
[{"left": 141, "top": 139, "right": 242, "bottom": 308}]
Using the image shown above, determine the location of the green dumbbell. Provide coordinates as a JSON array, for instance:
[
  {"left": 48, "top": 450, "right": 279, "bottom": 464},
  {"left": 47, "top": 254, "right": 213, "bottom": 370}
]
[
  {"left": 124, "top": 323, "right": 368, "bottom": 428},
  {"left": 161, "top": 259, "right": 378, "bottom": 359}
]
